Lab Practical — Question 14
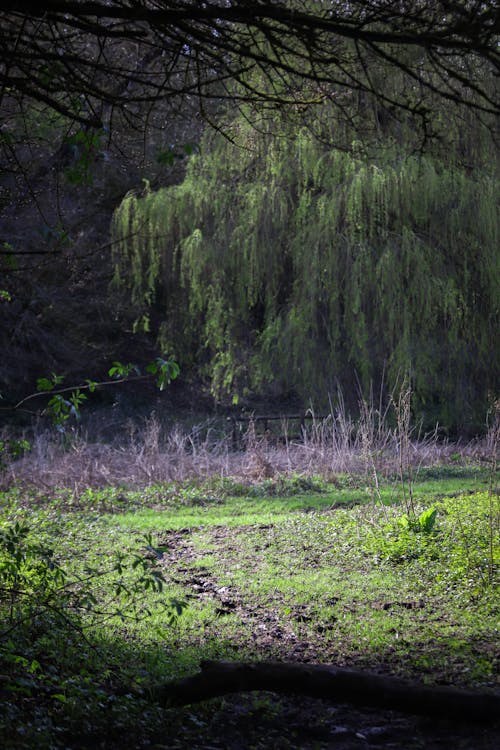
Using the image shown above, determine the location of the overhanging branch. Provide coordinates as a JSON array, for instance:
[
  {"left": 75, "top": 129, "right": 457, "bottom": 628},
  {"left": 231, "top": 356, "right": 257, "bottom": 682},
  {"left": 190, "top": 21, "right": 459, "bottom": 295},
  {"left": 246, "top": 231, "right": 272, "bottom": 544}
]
[{"left": 0, "top": 0, "right": 497, "bottom": 130}]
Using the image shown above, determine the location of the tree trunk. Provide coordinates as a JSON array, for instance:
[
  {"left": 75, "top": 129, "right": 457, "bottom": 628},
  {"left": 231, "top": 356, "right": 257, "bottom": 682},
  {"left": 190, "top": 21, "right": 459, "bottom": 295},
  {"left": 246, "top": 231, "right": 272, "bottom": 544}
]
[{"left": 154, "top": 660, "right": 500, "bottom": 722}]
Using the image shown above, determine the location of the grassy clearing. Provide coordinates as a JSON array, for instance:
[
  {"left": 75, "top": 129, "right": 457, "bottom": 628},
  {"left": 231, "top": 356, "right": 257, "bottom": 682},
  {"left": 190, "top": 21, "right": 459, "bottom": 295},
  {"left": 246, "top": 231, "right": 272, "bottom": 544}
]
[
  {"left": 109, "top": 469, "right": 492, "bottom": 532},
  {"left": 0, "top": 464, "right": 498, "bottom": 749}
]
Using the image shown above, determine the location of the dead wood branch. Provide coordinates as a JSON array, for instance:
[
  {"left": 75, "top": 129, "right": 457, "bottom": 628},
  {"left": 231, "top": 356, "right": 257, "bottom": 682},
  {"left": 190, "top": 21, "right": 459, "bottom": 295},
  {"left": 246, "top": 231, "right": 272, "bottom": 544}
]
[{"left": 154, "top": 660, "right": 500, "bottom": 722}]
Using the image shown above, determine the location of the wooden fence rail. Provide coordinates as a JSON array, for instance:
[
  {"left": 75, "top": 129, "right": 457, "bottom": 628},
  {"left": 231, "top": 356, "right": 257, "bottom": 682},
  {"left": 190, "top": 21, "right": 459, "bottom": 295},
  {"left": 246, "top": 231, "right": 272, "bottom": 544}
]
[{"left": 227, "top": 413, "right": 329, "bottom": 449}]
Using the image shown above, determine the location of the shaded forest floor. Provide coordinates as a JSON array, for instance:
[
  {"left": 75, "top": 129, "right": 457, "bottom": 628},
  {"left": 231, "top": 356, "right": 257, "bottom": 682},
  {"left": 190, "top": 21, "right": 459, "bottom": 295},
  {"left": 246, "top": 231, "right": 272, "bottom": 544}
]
[{"left": 140, "top": 692, "right": 499, "bottom": 750}]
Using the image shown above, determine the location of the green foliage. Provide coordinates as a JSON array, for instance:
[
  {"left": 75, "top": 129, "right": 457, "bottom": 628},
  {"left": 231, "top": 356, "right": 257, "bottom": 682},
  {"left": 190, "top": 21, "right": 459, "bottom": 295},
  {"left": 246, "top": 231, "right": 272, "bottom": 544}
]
[
  {"left": 6, "top": 357, "right": 180, "bottom": 432},
  {"left": 0, "top": 510, "right": 188, "bottom": 749},
  {"left": 0, "top": 439, "right": 30, "bottom": 470},
  {"left": 364, "top": 492, "right": 498, "bottom": 593},
  {"left": 436, "top": 491, "right": 499, "bottom": 591},
  {"left": 133, "top": 313, "right": 151, "bottom": 333},
  {"left": 0, "top": 519, "right": 187, "bottom": 635},
  {"left": 108, "top": 360, "right": 138, "bottom": 379},
  {"left": 146, "top": 357, "right": 181, "bottom": 391},
  {"left": 36, "top": 373, "right": 64, "bottom": 392},
  {"left": 370, "top": 505, "right": 441, "bottom": 562},
  {"left": 112, "top": 102, "right": 498, "bottom": 430},
  {"left": 37, "top": 374, "right": 86, "bottom": 426},
  {"left": 0, "top": 521, "right": 67, "bottom": 626},
  {"left": 400, "top": 505, "right": 438, "bottom": 534},
  {"left": 0, "top": 470, "right": 497, "bottom": 747}
]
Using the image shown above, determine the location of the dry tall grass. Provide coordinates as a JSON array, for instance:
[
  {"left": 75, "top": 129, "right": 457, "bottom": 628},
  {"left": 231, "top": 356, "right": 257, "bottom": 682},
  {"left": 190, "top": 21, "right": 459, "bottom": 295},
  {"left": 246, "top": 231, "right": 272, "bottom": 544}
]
[{"left": 1, "top": 395, "right": 493, "bottom": 491}]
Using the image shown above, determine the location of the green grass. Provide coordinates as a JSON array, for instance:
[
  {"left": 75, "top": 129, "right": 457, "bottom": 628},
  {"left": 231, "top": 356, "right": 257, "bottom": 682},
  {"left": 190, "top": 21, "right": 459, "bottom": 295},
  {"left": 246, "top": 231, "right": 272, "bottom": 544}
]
[
  {"left": 108, "top": 468, "right": 492, "bottom": 531},
  {"left": 0, "top": 465, "right": 498, "bottom": 748},
  {"left": 110, "top": 494, "right": 332, "bottom": 531}
]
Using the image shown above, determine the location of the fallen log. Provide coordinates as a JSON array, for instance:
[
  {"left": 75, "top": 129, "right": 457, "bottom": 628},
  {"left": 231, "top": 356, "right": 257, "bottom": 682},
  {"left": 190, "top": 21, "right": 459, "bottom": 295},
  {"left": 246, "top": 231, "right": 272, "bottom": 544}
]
[{"left": 154, "top": 660, "right": 500, "bottom": 722}]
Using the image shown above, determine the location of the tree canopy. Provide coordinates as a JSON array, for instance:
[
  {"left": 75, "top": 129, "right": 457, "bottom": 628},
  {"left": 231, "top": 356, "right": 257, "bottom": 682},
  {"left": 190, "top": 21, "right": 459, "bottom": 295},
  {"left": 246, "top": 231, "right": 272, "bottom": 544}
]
[{"left": 112, "top": 97, "right": 499, "bottom": 431}]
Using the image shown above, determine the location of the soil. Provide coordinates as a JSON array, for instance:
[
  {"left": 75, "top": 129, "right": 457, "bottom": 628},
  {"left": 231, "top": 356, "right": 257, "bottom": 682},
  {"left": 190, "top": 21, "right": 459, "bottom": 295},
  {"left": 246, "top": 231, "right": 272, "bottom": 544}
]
[{"left": 160, "top": 694, "right": 499, "bottom": 749}]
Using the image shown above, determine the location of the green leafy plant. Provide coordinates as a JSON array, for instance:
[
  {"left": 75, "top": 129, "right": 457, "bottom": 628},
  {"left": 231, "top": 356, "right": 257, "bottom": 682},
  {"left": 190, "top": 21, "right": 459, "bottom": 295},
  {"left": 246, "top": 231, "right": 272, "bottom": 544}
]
[
  {"left": 47, "top": 392, "right": 87, "bottom": 426},
  {"left": 399, "top": 505, "right": 438, "bottom": 534},
  {"left": 365, "top": 503, "right": 440, "bottom": 564},
  {"left": 111, "top": 105, "right": 498, "bottom": 427},
  {"left": 0, "top": 439, "right": 31, "bottom": 470},
  {"left": 0, "top": 521, "right": 67, "bottom": 627},
  {"left": 108, "top": 361, "right": 139, "bottom": 379},
  {"left": 63, "top": 128, "right": 104, "bottom": 185},
  {"left": 0, "top": 521, "right": 187, "bottom": 636},
  {"left": 0, "top": 517, "right": 188, "bottom": 748},
  {"left": 36, "top": 373, "right": 65, "bottom": 392}
]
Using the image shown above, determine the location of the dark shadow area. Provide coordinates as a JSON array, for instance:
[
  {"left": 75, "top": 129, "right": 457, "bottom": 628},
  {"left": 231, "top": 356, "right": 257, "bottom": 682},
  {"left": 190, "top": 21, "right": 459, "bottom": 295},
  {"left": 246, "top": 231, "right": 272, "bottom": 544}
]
[{"left": 3, "top": 616, "right": 498, "bottom": 750}]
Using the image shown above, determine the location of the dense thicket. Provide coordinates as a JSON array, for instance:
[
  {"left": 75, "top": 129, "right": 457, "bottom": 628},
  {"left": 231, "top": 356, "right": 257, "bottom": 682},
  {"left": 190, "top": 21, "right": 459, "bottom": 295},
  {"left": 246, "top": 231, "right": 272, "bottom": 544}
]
[{"left": 112, "top": 99, "right": 499, "bottom": 432}]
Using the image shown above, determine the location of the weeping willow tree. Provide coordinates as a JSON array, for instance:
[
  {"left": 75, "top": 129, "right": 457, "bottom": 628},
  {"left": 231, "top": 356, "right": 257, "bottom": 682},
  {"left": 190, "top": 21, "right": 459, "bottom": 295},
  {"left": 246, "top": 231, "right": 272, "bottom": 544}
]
[{"left": 112, "top": 98, "right": 498, "bottom": 431}]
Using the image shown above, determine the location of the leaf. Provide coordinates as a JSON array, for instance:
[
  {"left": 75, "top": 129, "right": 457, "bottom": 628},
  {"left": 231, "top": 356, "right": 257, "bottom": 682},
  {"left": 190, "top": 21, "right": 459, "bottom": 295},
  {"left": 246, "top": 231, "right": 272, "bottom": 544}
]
[
  {"left": 398, "top": 514, "right": 410, "bottom": 530},
  {"left": 150, "top": 356, "right": 180, "bottom": 390},
  {"left": 36, "top": 377, "right": 54, "bottom": 392},
  {"left": 157, "top": 148, "right": 175, "bottom": 166},
  {"left": 418, "top": 506, "right": 438, "bottom": 533},
  {"left": 133, "top": 313, "right": 150, "bottom": 333},
  {"left": 29, "top": 660, "right": 41, "bottom": 674},
  {"left": 108, "top": 362, "right": 124, "bottom": 378}
]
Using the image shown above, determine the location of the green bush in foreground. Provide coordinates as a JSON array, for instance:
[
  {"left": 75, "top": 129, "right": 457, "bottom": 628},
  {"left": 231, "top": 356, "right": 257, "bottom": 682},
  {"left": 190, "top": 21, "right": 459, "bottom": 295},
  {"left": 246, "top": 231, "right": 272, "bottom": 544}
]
[{"left": 0, "top": 515, "right": 187, "bottom": 748}]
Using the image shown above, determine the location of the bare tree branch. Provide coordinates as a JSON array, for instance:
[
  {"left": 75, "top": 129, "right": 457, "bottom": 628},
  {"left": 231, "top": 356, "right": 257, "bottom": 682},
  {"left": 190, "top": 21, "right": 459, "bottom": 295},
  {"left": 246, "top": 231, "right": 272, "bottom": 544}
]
[{"left": 0, "top": 0, "right": 497, "bottom": 133}]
